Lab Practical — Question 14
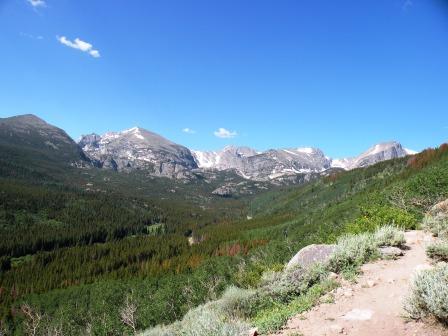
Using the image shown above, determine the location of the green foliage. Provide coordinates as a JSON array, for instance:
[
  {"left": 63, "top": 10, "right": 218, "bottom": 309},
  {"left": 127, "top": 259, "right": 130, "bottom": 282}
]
[
  {"left": 328, "top": 233, "right": 378, "bottom": 273},
  {"left": 140, "top": 301, "right": 251, "bottom": 336},
  {"left": 143, "top": 261, "right": 337, "bottom": 335},
  {"left": 347, "top": 205, "right": 417, "bottom": 234},
  {"left": 404, "top": 264, "right": 448, "bottom": 323},
  {"left": 426, "top": 241, "right": 448, "bottom": 262},
  {"left": 2, "top": 143, "right": 448, "bottom": 334},
  {"left": 422, "top": 213, "right": 448, "bottom": 239},
  {"left": 328, "top": 225, "right": 405, "bottom": 274},
  {"left": 260, "top": 263, "right": 329, "bottom": 303},
  {"left": 373, "top": 225, "right": 406, "bottom": 247},
  {"left": 213, "top": 286, "right": 257, "bottom": 319},
  {"left": 252, "top": 280, "right": 338, "bottom": 334}
]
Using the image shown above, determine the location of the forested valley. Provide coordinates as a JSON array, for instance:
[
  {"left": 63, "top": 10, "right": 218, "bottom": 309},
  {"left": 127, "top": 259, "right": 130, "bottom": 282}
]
[{"left": 1, "top": 137, "right": 448, "bottom": 334}]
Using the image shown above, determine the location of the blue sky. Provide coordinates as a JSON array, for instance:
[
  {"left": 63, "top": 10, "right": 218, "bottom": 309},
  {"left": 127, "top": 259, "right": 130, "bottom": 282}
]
[{"left": 1, "top": 0, "right": 447, "bottom": 157}]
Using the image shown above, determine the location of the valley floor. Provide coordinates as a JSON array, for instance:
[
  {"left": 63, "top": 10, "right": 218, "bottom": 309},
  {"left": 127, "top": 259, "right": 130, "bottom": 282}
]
[{"left": 271, "top": 231, "right": 448, "bottom": 336}]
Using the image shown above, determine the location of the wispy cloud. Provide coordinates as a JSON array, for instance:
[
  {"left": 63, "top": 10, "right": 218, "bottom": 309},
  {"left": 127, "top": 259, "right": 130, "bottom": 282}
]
[
  {"left": 182, "top": 128, "right": 196, "bottom": 134},
  {"left": 57, "top": 36, "right": 101, "bottom": 58},
  {"left": 214, "top": 128, "right": 237, "bottom": 139},
  {"left": 20, "top": 32, "right": 44, "bottom": 40},
  {"left": 402, "top": 0, "right": 413, "bottom": 11},
  {"left": 27, "top": 0, "right": 46, "bottom": 8}
]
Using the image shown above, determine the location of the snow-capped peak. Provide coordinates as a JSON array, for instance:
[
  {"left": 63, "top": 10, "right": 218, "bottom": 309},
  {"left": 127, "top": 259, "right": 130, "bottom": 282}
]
[
  {"left": 296, "top": 147, "right": 315, "bottom": 154},
  {"left": 122, "top": 126, "right": 140, "bottom": 133},
  {"left": 404, "top": 148, "right": 418, "bottom": 155},
  {"left": 330, "top": 141, "right": 417, "bottom": 170}
]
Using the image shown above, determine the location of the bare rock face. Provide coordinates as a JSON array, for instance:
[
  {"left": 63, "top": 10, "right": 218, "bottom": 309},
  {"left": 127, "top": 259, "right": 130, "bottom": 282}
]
[
  {"left": 429, "top": 199, "right": 448, "bottom": 216},
  {"left": 332, "top": 141, "right": 415, "bottom": 170},
  {"left": 287, "top": 244, "right": 336, "bottom": 270},
  {"left": 194, "top": 142, "right": 416, "bottom": 182},
  {"left": 79, "top": 127, "right": 198, "bottom": 178},
  {"left": 194, "top": 146, "right": 332, "bottom": 182}
]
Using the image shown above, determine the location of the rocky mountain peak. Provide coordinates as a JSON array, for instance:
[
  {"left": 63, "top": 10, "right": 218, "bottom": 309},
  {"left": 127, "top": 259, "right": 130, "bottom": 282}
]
[
  {"left": 331, "top": 141, "right": 415, "bottom": 170},
  {"left": 0, "top": 114, "right": 88, "bottom": 164},
  {"left": 79, "top": 126, "right": 197, "bottom": 178},
  {"left": 193, "top": 141, "right": 416, "bottom": 181}
]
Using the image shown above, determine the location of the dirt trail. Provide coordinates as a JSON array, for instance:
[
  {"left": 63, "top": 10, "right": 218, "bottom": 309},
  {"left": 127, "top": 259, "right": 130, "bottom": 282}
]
[{"left": 271, "top": 231, "right": 448, "bottom": 336}]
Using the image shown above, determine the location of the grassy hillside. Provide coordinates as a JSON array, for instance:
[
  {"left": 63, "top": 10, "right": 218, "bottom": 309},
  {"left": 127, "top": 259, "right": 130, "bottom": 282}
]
[{"left": 1, "top": 144, "right": 447, "bottom": 335}]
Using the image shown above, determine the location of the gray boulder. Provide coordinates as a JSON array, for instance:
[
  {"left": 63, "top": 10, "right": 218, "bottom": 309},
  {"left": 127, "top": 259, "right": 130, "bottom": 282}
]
[
  {"left": 429, "top": 199, "right": 448, "bottom": 216},
  {"left": 287, "top": 244, "right": 336, "bottom": 270},
  {"left": 379, "top": 246, "right": 403, "bottom": 258}
]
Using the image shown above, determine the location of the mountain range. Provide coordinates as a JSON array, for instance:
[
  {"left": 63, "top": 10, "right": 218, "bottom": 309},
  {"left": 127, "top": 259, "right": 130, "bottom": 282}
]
[{"left": 1, "top": 114, "right": 417, "bottom": 183}]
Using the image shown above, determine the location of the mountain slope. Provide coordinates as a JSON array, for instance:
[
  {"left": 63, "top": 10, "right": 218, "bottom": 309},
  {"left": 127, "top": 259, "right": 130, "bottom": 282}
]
[
  {"left": 1, "top": 135, "right": 445, "bottom": 334},
  {"left": 79, "top": 127, "right": 198, "bottom": 178},
  {"left": 192, "top": 145, "right": 258, "bottom": 169},
  {"left": 193, "top": 142, "right": 415, "bottom": 181},
  {"left": 331, "top": 141, "right": 416, "bottom": 170},
  {"left": 0, "top": 115, "right": 417, "bottom": 183},
  {"left": 274, "top": 231, "right": 447, "bottom": 336},
  {"left": 193, "top": 146, "right": 332, "bottom": 180},
  {"left": 0, "top": 115, "right": 89, "bottom": 180}
]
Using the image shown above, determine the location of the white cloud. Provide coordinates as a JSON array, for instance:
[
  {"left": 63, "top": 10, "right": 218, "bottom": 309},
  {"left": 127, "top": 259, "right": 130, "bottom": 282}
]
[
  {"left": 214, "top": 128, "right": 237, "bottom": 139},
  {"left": 182, "top": 128, "right": 196, "bottom": 134},
  {"left": 27, "top": 0, "right": 46, "bottom": 7},
  {"left": 89, "top": 50, "right": 100, "bottom": 58},
  {"left": 57, "top": 36, "right": 101, "bottom": 58}
]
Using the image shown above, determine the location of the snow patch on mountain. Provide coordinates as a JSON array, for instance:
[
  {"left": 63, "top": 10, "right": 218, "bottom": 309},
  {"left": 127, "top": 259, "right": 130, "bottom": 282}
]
[
  {"left": 80, "top": 124, "right": 417, "bottom": 182},
  {"left": 194, "top": 141, "right": 417, "bottom": 181},
  {"left": 79, "top": 127, "right": 197, "bottom": 178}
]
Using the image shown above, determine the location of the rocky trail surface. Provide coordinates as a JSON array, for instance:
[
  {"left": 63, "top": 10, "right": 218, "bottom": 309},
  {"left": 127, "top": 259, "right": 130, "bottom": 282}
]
[{"left": 271, "top": 231, "right": 448, "bottom": 336}]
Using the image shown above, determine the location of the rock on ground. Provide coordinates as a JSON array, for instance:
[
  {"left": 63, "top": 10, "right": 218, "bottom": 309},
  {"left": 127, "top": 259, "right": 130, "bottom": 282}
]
[
  {"left": 287, "top": 244, "right": 336, "bottom": 270},
  {"left": 379, "top": 246, "right": 403, "bottom": 258}
]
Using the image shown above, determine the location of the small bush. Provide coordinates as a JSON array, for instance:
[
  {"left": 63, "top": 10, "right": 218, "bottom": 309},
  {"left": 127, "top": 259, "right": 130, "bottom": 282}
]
[
  {"left": 142, "top": 228, "right": 407, "bottom": 336},
  {"left": 261, "top": 263, "right": 328, "bottom": 302},
  {"left": 373, "top": 225, "right": 405, "bottom": 247},
  {"left": 253, "top": 279, "right": 338, "bottom": 334},
  {"left": 426, "top": 242, "right": 448, "bottom": 262},
  {"left": 141, "top": 325, "right": 177, "bottom": 336},
  {"left": 347, "top": 205, "right": 417, "bottom": 234},
  {"left": 141, "top": 303, "right": 250, "bottom": 336},
  {"left": 404, "top": 264, "right": 448, "bottom": 323},
  {"left": 328, "top": 233, "right": 377, "bottom": 273},
  {"left": 213, "top": 286, "right": 257, "bottom": 318},
  {"left": 422, "top": 214, "right": 448, "bottom": 239}
]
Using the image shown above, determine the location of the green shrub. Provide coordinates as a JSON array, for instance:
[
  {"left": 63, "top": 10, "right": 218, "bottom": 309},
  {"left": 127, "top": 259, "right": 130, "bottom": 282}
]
[
  {"left": 213, "top": 286, "right": 257, "bottom": 318},
  {"left": 142, "top": 228, "right": 408, "bottom": 336},
  {"left": 328, "top": 226, "right": 406, "bottom": 274},
  {"left": 141, "top": 325, "right": 176, "bottom": 336},
  {"left": 422, "top": 214, "right": 448, "bottom": 239},
  {"left": 373, "top": 225, "right": 405, "bottom": 247},
  {"left": 328, "top": 233, "right": 377, "bottom": 273},
  {"left": 141, "top": 303, "right": 250, "bottom": 336},
  {"left": 253, "top": 280, "right": 338, "bottom": 334},
  {"left": 404, "top": 264, "right": 448, "bottom": 323},
  {"left": 426, "top": 242, "right": 448, "bottom": 262},
  {"left": 347, "top": 205, "right": 416, "bottom": 234},
  {"left": 260, "top": 263, "right": 328, "bottom": 302}
]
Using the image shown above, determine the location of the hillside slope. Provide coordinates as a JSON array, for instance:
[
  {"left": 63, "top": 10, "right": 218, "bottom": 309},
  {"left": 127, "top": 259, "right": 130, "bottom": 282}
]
[
  {"left": 274, "top": 231, "right": 448, "bottom": 336},
  {"left": 1, "top": 143, "right": 447, "bottom": 335}
]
